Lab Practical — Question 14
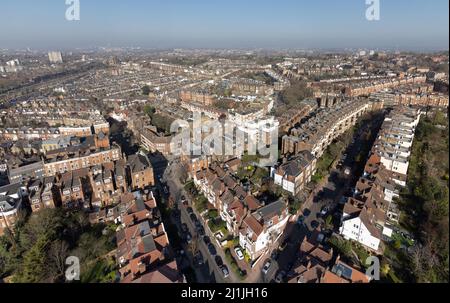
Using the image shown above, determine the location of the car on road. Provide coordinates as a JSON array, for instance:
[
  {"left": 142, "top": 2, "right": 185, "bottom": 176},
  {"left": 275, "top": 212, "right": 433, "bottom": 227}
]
[
  {"left": 234, "top": 247, "right": 244, "bottom": 260},
  {"left": 189, "top": 213, "right": 197, "bottom": 222},
  {"left": 275, "top": 270, "right": 286, "bottom": 283},
  {"left": 221, "top": 265, "right": 230, "bottom": 278},
  {"left": 187, "top": 207, "right": 194, "bottom": 214},
  {"left": 194, "top": 252, "right": 204, "bottom": 267},
  {"left": 215, "top": 256, "right": 223, "bottom": 267},
  {"left": 207, "top": 243, "right": 217, "bottom": 256},
  {"left": 262, "top": 260, "right": 272, "bottom": 275}
]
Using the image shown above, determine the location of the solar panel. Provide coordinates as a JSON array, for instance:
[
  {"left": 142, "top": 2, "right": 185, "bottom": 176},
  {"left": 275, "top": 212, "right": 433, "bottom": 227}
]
[{"left": 334, "top": 264, "right": 353, "bottom": 280}]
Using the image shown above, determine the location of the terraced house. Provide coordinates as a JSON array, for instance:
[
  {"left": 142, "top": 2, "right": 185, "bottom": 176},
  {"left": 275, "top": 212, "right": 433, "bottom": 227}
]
[
  {"left": 340, "top": 107, "right": 421, "bottom": 252},
  {"left": 116, "top": 191, "right": 184, "bottom": 283},
  {"left": 194, "top": 161, "right": 290, "bottom": 261},
  {"left": 282, "top": 99, "right": 372, "bottom": 158}
]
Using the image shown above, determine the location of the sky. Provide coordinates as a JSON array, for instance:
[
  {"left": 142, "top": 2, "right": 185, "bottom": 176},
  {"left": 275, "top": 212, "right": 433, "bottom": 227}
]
[{"left": 0, "top": 0, "right": 448, "bottom": 51}]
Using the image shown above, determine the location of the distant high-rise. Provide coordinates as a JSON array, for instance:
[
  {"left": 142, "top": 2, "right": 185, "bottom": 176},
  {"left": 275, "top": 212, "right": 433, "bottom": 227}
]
[{"left": 48, "top": 51, "right": 63, "bottom": 64}]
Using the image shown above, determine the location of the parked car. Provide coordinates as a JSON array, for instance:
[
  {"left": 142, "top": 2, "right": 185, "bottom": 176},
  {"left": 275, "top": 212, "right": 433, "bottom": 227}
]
[
  {"left": 271, "top": 249, "right": 280, "bottom": 261},
  {"left": 344, "top": 167, "right": 351, "bottom": 176},
  {"left": 303, "top": 208, "right": 311, "bottom": 217},
  {"left": 186, "top": 232, "right": 192, "bottom": 244},
  {"left": 203, "top": 236, "right": 211, "bottom": 245},
  {"left": 173, "top": 209, "right": 181, "bottom": 219},
  {"left": 234, "top": 247, "right": 244, "bottom": 260},
  {"left": 181, "top": 223, "right": 188, "bottom": 233},
  {"left": 297, "top": 216, "right": 305, "bottom": 226},
  {"left": 207, "top": 243, "right": 217, "bottom": 256},
  {"left": 280, "top": 238, "right": 290, "bottom": 251},
  {"left": 215, "top": 256, "right": 224, "bottom": 267},
  {"left": 262, "top": 260, "right": 272, "bottom": 275},
  {"left": 311, "top": 220, "right": 320, "bottom": 229},
  {"left": 221, "top": 265, "right": 230, "bottom": 278},
  {"left": 189, "top": 213, "right": 197, "bottom": 222},
  {"left": 320, "top": 206, "right": 329, "bottom": 217},
  {"left": 275, "top": 270, "right": 286, "bottom": 283},
  {"left": 197, "top": 226, "right": 205, "bottom": 236}
]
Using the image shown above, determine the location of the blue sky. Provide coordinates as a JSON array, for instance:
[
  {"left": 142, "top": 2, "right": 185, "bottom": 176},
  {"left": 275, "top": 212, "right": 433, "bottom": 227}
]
[{"left": 0, "top": 0, "right": 448, "bottom": 50}]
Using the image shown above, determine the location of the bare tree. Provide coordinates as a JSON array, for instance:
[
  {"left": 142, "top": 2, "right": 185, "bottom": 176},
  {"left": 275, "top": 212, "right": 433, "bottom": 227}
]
[{"left": 48, "top": 240, "right": 69, "bottom": 282}]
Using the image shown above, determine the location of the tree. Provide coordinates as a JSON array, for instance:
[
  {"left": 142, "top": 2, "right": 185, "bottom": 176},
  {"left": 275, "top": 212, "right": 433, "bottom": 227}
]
[
  {"left": 280, "top": 80, "right": 313, "bottom": 107},
  {"left": 48, "top": 240, "right": 70, "bottom": 282},
  {"left": 324, "top": 215, "right": 333, "bottom": 230},
  {"left": 14, "top": 235, "right": 50, "bottom": 283}
]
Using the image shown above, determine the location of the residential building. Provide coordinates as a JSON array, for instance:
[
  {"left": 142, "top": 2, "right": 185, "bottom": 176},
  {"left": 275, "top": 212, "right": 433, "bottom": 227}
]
[
  {"left": 0, "top": 183, "right": 26, "bottom": 236},
  {"left": 127, "top": 153, "right": 155, "bottom": 190},
  {"left": 271, "top": 151, "right": 317, "bottom": 196},
  {"left": 141, "top": 128, "right": 173, "bottom": 156},
  {"left": 282, "top": 99, "right": 371, "bottom": 158},
  {"left": 239, "top": 200, "right": 290, "bottom": 261}
]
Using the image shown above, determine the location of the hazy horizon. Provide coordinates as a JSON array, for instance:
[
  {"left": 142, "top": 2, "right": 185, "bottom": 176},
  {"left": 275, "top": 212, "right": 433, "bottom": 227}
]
[{"left": 1, "top": 0, "right": 449, "bottom": 51}]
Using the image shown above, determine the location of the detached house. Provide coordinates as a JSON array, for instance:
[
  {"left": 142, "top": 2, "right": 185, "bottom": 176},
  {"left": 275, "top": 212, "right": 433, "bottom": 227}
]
[
  {"left": 239, "top": 200, "right": 289, "bottom": 261},
  {"left": 339, "top": 198, "right": 384, "bottom": 252}
]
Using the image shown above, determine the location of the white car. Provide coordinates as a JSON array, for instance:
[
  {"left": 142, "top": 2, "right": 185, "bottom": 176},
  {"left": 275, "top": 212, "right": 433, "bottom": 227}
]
[
  {"left": 234, "top": 247, "right": 244, "bottom": 260},
  {"left": 262, "top": 260, "right": 272, "bottom": 275}
]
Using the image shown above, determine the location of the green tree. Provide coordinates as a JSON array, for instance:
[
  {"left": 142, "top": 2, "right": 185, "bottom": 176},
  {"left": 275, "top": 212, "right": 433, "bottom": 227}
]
[{"left": 14, "top": 235, "right": 50, "bottom": 283}]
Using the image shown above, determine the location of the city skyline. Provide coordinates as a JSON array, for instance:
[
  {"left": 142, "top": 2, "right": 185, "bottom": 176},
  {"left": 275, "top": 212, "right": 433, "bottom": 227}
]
[{"left": 0, "top": 0, "right": 449, "bottom": 51}]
